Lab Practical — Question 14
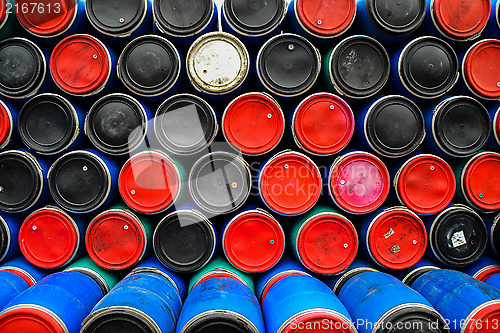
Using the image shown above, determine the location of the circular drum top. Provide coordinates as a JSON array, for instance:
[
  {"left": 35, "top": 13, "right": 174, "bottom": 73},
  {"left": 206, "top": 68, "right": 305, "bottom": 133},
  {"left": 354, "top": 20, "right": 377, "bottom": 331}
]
[
  {"left": 329, "top": 152, "right": 390, "bottom": 214},
  {"left": 154, "top": 0, "right": 214, "bottom": 37},
  {"left": 0, "top": 307, "right": 66, "bottom": 333},
  {"left": 51, "top": 35, "right": 111, "bottom": 96},
  {"left": 430, "top": 206, "right": 487, "bottom": 267},
  {"left": 374, "top": 304, "right": 448, "bottom": 333},
  {"left": 294, "top": 0, "right": 356, "bottom": 38},
  {"left": 18, "top": 94, "right": 77, "bottom": 155},
  {"left": 281, "top": 310, "right": 357, "bottom": 333},
  {"left": 187, "top": 32, "right": 249, "bottom": 95},
  {"left": 258, "top": 34, "right": 320, "bottom": 97},
  {"left": 0, "top": 38, "right": 46, "bottom": 99},
  {"left": 367, "top": 208, "right": 427, "bottom": 270},
  {"left": 86, "top": 0, "right": 146, "bottom": 36},
  {"left": 365, "top": 96, "right": 425, "bottom": 158},
  {"left": 16, "top": 0, "right": 77, "bottom": 37},
  {"left": 366, "top": 0, "right": 426, "bottom": 35},
  {"left": 155, "top": 94, "right": 218, "bottom": 155},
  {"left": 463, "top": 40, "right": 500, "bottom": 100},
  {"left": 431, "top": 0, "right": 490, "bottom": 40},
  {"left": 293, "top": 93, "right": 354, "bottom": 156},
  {"left": 399, "top": 36, "right": 458, "bottom": 98},
  {"left": 395, "top": 155, "right": 455, "bottom": 215},
  {"left": 223, "top": 93, "right": 284, "bottom": 155},
  {"left": 296, "top": 212, "right": 358, "bottom": 275},
  {"left": 0, "top": 150, "right": 42, "bottom": 213},
  {"left": 0, "top": 101, "right": 12, "bottom": 149},
  {"left": 259, "top": 151, "right": 322, "bottom": 216},
  {"left": 465, "top": 301, "right": 500, "bottom": 333},
  {"left": 86, "top": 209, "right": 146, "bottom": 270},
  {"left": 154, "top": 210, "right": 216, "bottom": 273},
  {"left": 181, "top": 312, "right": 258, "bottom": 333},
  {"left": 329, "top": 35, "right": 390, "bottom": 99},
  {"left": 432, "top": 96, "right": 491, "bottom": 157},
  {"left": 224, "top": 0, "right": 286, "bottom": 35},
  {"left": 119, "top": 151, "right": 181, "bottom": 214},
  {"left": 224, "top": 210, "right": 285, "bottom": 273},
  {"left": 118, "top": 35, "right": 180, "bottom": 96},
  {"left": 86, "top": 94, "right": 148, "bottom": 155},
  {"left": 462, "top": 152, "right": 500, "bottom": 212},
  {"left": 81, "top": 308, "right": 160, "bottom": 333}
]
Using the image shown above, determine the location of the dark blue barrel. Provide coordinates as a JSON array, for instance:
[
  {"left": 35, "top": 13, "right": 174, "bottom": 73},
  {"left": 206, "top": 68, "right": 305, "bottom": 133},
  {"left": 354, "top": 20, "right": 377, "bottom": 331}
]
[
  {"left": 0, "top": 214, "right": 21, "bottom": 264},
  {"left": 413, "top": 269, "right": 500, "bottom": 333},
  {"left": 484, "top": 0, "right": 500, "bottom": 37},
  {"left": 177, "top": 277, "right": 265, "bottom": 333},
  {"left": 0, "top": 256, "right": 50, "bottom": 286},
  {"left": 339, "top": 271, "right": 449, "bottom": 333},
  {"left": 484, "top": 273, "right": 500, "bottom": 290},
  {"left": 460, "top": 255, "right": 500, "bottom": 282},
  {"left": 263, "top": 274, "right": 357, "bottom": 333},
  {"left": 324, "top": 257, "right": 378, "bottom": 295},
  {"left": 81, "top": 271, "right": 182, "bottom": 333},
  {"left": 0, "top": 99, "right": 18, "bottom": 150},
  {"left": 393, "top": 257, "right": 440, "bottom": 286},
  {"left": 0, "top": 271, "right": 104, "bottom": 333},
  {"left": 0, "top": 271, "right": 29, "bottom": 310}
]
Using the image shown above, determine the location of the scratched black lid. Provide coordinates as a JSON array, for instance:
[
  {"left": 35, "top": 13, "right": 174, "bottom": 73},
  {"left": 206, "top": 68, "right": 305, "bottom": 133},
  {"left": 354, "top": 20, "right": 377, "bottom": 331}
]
[
  {"left": 374, "top": 305, "right": 448, "bottom": 333},
  {"left": 223, "top": 0, "right": 286, "bottom": 35},
  {"left": 0, "top": 216, "right": 9, "bottom": 259},
  {"left": 365, "top": 95, "right": 425, "bottom": 157},
  {"left": 86, "top": 0, "right": 147, "bottom": 36},
  {"left": 329, "top": 35, "right": 390, "bottom": 98},
  {"left": 18, "top": 94, "right": 78, "bottom": 155},
  {"left": 86, "top": 94, "right": 147, "bottom": 155},
  {"left": 366, "top": 0, "right": 426, "bottom": 35},
  {"left": 154, "top": 0, "right": 214, "bottom": 36},
  {"left": 118, "top": 35, "right": 180, "bottom": 96},
  {"left": 399, "top": 37, "right": 458, "bottom": 98},
  {"left": 0, "top": 38, "right": 45, "bottom": 99}
]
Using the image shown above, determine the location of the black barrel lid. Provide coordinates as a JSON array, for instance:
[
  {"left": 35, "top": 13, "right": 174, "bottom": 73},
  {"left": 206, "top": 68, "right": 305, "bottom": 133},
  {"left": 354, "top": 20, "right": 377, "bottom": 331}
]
[
  {"left": 48, "top": 151, "right": 110, "bottom": 213},
  {"left": 491, "top": 214, "right": 500, "bottom": 256},
  {"left": 154, "top": 210, "right": 215, "bottom": 272},
  {"left": 18, "top": 94, "right": 77, "bottom": 155},
  {"left": 374, "top": 305, "right": 448, "bottom": 333},
  {"left": 399, "top": 37, "right": 458, "bottom": 98},
  {"left": 118, "top": 35, "right": 180, "bottom": 96},
  {"left": 431, "top": 206, "right": 487, "bottom": 267},
  {"left": 182, "top": 313, "right": 257, "bottom": 333},
  {"left": 82, "top": 309, "right": 158, "bottom": 333},
  {"left": 433, "top": 96, "right": 491, "bottom": 157},
  {"left": 329, "top": 35, "right": 390, "bottom": 98},
  {"left": 189, "top": 152, "right": 251, "bottom": 214},
  {"left": 223, "top": 0, "right": 285, "bottom": 35},
  {"left": 0, "top": 38, "right": 45, "bottom": 99},
  {"left": 0, "top": 151, "right": 42, "bottom": 212},
  {"left": 257, "top": 34, "right": 320, "bottom": 96},
  {"left": 154, "top": 0, "right": 214, "bottom": 36},
  {"left": 365, "top": 95, "right": 425, "bottom": 157},
  {"left": 0, "top": 216, "right": 9, "bottom": 259},
  {"left": 155, "top": 94, "right": 217, "bottom": 155},
  {"left": 86, "top": 0, "right": 146, "bottom": 36},
  {"left": 366, "top": 0, "right": 426, "bottom": 35},
  {"left": 86, "top": 94, "right": 147, "bottom": 155}
]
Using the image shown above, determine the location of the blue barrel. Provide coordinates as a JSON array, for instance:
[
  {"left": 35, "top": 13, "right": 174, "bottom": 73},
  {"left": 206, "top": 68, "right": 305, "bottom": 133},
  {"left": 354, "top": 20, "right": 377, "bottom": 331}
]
[
  {"left": 177, "top": 277, "right": 265, "bottom": 333},
  {"left": 0, "top": 99, "right": 18, "bottom": 150},
  {"left": 324, "top": 257, "right": 378, "bottom": 295},
  {"left": 484, "top": 273, "right": 500, "bottom": 290},
  {"left": 82, "top": 271, "right": 182, "bottom": 333},
  {"left": 0, "top": 271, "right": 103, "bottom": 333},
  {"left": 0, "top": 271, "right": 29, "bottom": 310},
  {"left": 0, "top": 214, "right": 21, "bottom": 264},
  {"left": 264, "top": 274, "right": 357, "bottom": 333},
  {"left": 413, "top": 269, "right": 500, "bottom": 333},
  {"left": 460, "top": 256, "right": 500, "bottom": 282},
  {"left": 393, "top": 257, "right": 440, "bottom": 287},
  {"left": 484, "top": 0, "right": 500, "bottom": 37},
  {"left": 339, "top": 271, "right": 449, "bottom": 333},
  {"left": 0, "top": 256, "right": 49, "bottom": 286}
]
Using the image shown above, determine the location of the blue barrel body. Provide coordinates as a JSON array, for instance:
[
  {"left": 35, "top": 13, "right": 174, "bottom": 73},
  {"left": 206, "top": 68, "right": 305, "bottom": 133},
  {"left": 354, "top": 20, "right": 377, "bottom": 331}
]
[
  {"left": 0, "top": 256, "right": 50, "bottom": 286},
  {"left": 484, "top": 273, "right": 500, "bottom": 290},
  {"left": 393, "top": 257, "right": 440, "bottom": 286},
  {"left": 0, "top": 99, "right": 19, "bottom": 150},
  {"left": 484, "top": 0, "right": 500, "bottom": 38},
  {"left": 324, "top": 257, "right": 378, "bottom": 294},
  {"left": 460, "top": 256, "right": 500, "bottom": 280},
  {"left": 177, "top": 277, "right": 265, "bottom": 333},
  {"left": 0, "top": 213, "right": 21, "bottom": 264},
  {"left": 413, "top": 269, "right": 500, "bottom": 333},
  {"left": 0, "top": 271, "right": 29, "bottom": 310}
]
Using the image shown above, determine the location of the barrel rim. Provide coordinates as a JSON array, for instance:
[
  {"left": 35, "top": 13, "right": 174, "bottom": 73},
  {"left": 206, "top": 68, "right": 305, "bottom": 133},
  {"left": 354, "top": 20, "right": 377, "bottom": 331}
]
[
  {"left": 401, "top": 266, "right": 440, "bottom": 287},
  {"left": 0, "top": 266, "right": 37, "bottom": 286},
  {"left": 472, "top": 265, "right": 500, "bottom": 281},
  {"left": 180, "top": 309, "right": 260, "bottom": 333},
  {"left": 86, "top": 0, "right": 147, "bottom": 37},
  {"left": 490, "top": 213, "right": 500, "bottom": 257},
  {"left": 0, "top": 100, "right": 13, "bottom": 150},
  {"left": 65, "top": 267, "right": 109, "bottom": 294},
  {"left": 0, "top": 304, "right": 69, "bottom": 333},
  {"left": 190, "top": 269, "right": 249, "bottom": 293},
  {"left": 333, "top": 267, "right": 378, "bottom": 296},
  {"left": 0, "top": 215, "right": 10, "bottom": 262},
  {"left": 375, "top": 302, "right": 449, "bottom": 333},
  {"left": 494, "top": 107, "right": 500, "bottom": 146},
  {"left": 260, "top": 270, "right": 312, "bottom": 302},
  {"left": 461, "top": 299, "right": 500, "bottom": 333},
  {"left": 0, "top": 1, "right": 8, "bottom": 30},
  {"left": 153, "top": 0, "right": 215, "bottom": 37},
  {"left": 81, "top": 305, "right": 162, "bottom": 333},
  {"left": 277, "top": 308, "right": 358, "bottom": 333}
]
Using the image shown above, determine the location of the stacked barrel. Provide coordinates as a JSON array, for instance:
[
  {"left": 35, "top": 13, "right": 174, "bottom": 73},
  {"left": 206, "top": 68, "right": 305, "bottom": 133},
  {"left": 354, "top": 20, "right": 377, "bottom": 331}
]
[{"left": 0, "top": 0, "right": 500, "bottom": 332}]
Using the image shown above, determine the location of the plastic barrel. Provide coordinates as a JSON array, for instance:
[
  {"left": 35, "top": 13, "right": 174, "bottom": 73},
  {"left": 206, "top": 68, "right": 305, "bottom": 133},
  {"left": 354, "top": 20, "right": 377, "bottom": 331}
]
[
  {"left": 324, "top": 257, "right": 378, "bottom": 295},
  {"left": 339, "top": 271, "right": 449, "bottom": 333},
  {"left": 484, "top": 0, "right": 500, "bottom": 37},
  {"left": 177, "top": 277, "right": 265, "bottom": 333},
  {"left": 0, "top": 214, "right": 21, "bottom": 264},
  {"left": 413, "top": 269, "right": 500, "bottom": 333},
  {"left": 64, "top": 256, "right": 121, "bottom": 294},
  {"left": 393, "top": 257, "right": 440, "bottom": 287},
  {"left": 0, "top": 271, "right": 29, "bottom": 310},
  {"left": 0, "top": 256, "right": 49, "bottom": 286},
  {"left": 484, "top": 212, "right": 500, "bottom": 258},
  {"left": 484, "top": 273, "right": 500, "bottom": 290},
  {"left": 488, "top": 105, "right": 500, "bottom": 149},
  {"left": 0, "top": 99, "right": 18, "bottom": 150},
  {"left": 290, "top": 206, "right": 358, "bottom": 275},
  {"left": 460, "top": 255, "right": 500, "bottom": 282}
]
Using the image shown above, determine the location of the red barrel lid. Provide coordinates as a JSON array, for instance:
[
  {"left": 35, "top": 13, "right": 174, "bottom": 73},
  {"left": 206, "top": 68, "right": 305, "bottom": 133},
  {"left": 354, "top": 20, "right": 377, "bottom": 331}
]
[
  {"left": 260, "top": 151, "right": 322, "bottom": 216},
  {"left": 223, "top": 93, "right": 284, "bottom": 155},
  {"left": 463, "top": 40, "right": 500, "bottom": 100},
  {"left": 0, "top": 0, "right": 6, "bottom": 25},
  {"left": 86, "top": 209, "right": 146, "bottom": 271},
  {"left": 223, "top": 210, "right": 285, "bottom": 273},
  {"left": 0, "top": 307, "right": 66, "bottom": 333},
  {"left": 329, "top": 152, "right": 390, "bottom": 214},
  {"left": 396, "top": 155, "right": 455, "bottom": 215},
  {"left": 281, "top": 311, "right": 357, "bottom": 333},
  {"left": 0, "top": 101, "right": 12, "bottom": 149},
  {"left": 294, "top": 0, "right": 356, "bottom": 38},
  {"left": 431, "top": 0, "right": 490, "bottom": 40},
  {"left": 16, "top": 0, "right": 77, "bottom": 37},
  {"left": 0, "top": 268, "right": 35, "bottom": 287},
  {"left": 464, "top": 301, "right": 500, "bottom": 333},
  {"left": 19, "top": 207, "right": 79, "bottom": 269},
  {"left": 297, "top": 213, "right": 358, "bottom": 275},
  {"left": 50, "top": 35, "right": 110, "bottom": 96},
  {"left": 293, "top": 93, "right": 354, "bottom": 155},
  {"left": 367, "top": 208, "right": 427, "bottom": 270},
  {"left": 462, "top": 152, "right": 500, "bottom": 211},
  {"left": 119, "top": 151, "right": 181, "bottom": 214},
  {"left": 475, "top": 267, "right": 500, "bottom": 282}
]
